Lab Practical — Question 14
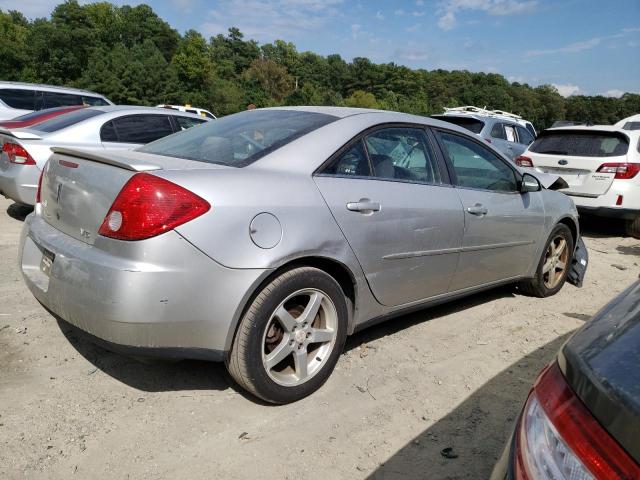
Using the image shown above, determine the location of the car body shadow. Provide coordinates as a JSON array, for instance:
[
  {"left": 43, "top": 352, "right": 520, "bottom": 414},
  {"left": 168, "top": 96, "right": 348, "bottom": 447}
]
[
  {"left": 6, "top": 202, "right": 33, "bottom": 221},
  {"left": 579, "top": 214, "right": 626, "bottom": 238},
  {"left": 367, "top": 333, "right": 573, "bottom": 480},
  {"left": 57, "top": 285, "right": 518, "bottom": 400}
]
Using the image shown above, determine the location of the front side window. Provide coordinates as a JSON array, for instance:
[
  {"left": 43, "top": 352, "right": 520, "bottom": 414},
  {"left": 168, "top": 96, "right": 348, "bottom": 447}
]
[
  {"left": 81, "top": 96, "right": 109, "bottom": 106},
  {"left": 139, "top": 110, "right": 337, "bottom": 167},
  {"left": 0, "top": 88, "right": 37, "bottom": 110},
  {"left": 43, "top": 91, "right": 82, "bottom": 108},
  {"left": 112, "top": 115, "right": 174, "bottom": 144},
  {"left": 364, "top": 127, "right": 441, "bottom": 183},
  {"left": 439, "top": 131, "right": 517, "bottom": 192},
  {"left": 175, "top": 116, "right": 207, "bottom": 130}
]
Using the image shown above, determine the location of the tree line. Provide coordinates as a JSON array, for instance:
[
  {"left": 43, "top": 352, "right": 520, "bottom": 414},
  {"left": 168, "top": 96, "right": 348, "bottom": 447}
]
[{"left": 1, "top": 1, "right": 638, "bottom": 130}]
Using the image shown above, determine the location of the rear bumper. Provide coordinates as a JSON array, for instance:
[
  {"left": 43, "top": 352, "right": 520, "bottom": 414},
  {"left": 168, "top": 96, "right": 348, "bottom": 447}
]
[
  {"left": 576, "top": 206, "right": 638, "bottom": 220},
  {"left": 20, "top": 211, "right": 270, "bottom": 357},
  {"left": 0, "top": 161, "right": 39, "bottom": 206}
]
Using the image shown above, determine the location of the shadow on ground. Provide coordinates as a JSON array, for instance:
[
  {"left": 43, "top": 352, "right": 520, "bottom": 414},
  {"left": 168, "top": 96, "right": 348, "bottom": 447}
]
[
  {"left": 368, "top": 333, "right": 574, "bottom": 480},
  {"left": 579, "top": 214, "right": 627, "bottom": 238},
  {"left": 6, "top": 203, "right": 32, "bottom": 221},
  {"left": 57, "top": 285, "right": 517, "bottom": 395}
]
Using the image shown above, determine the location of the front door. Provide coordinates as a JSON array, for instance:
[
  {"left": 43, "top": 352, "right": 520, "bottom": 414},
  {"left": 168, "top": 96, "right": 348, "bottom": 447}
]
[
  {"left": 434, "top": 129, "right": 545, "bottom": 291},
  {"left": 314, "top": 126, "right": 464, "bottom": 307}
]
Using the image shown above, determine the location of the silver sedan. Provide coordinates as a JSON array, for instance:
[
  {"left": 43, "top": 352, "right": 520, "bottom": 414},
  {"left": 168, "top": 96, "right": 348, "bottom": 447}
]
[
  {"left": 19, "top": 107, "right": 587, "bottom": 403},
  {"left": 0, "top": 105, "right": 209, "bottom": 206}
]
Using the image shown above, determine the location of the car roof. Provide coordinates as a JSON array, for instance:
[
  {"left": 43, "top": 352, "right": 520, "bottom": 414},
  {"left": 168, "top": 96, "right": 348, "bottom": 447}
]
[
  {"left": 86, "top": 105, "right": 207, "bottom": 119},
  {"left": 0, "top": 81, "right": 107, "bottom": 98}
]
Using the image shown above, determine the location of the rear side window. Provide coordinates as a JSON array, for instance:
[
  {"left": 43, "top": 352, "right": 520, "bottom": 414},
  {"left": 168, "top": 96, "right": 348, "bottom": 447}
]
[
  {"left": 43, "top": 91, "right": 82, "bottom": 108},
  {"left": 491, "top": 123, "right": 506, "bottom": 140},
  {"left": 516, "top": 125, "right": 534, "bottom": 145},
  {"left": 323, "top": 140, "right": 371, "bottom": 176},
  {"left": 433, "top": 116, "right": 485, "bottom": 134},
  {"left": 622, "top": 122, "right": 640, "bottom": 131},
  {"left": 504, "top": 124, "right": 517, "bottom": 142},
  {"left": 32, "top": 109, "right": 105, "bottom": 132},
  {"left": 111, "top": 115, "right": 175, "bottom": 144},
  {"left": 175, "top": 116, "right": 207, "bottom": 130},
  {"left": 530, "top": 131, "right": 629, "bottom": 157},
  {"left": 0, "top": 88, "right": 36, "bottom": 110},
  {"left": 100, "top": 121, "right": 118, "bottom": 142},
  {"left": 138, "top": 110, "right": 337, "bottom": 167}
]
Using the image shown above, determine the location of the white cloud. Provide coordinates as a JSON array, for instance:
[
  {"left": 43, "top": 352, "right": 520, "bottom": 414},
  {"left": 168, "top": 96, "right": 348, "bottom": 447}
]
[
  {"left": 437, "top": 0, "right": 537, "bottom": 31},
  {"left": 553, "top": 83, "right": 582, "bottom": 97},
  {"left": 394, "top": 9, "right": 405, "bottom": 16},
  {"left": 406, "top": 23, "right": 421, "bottom": 32},
  {"left": 526, "top": 27, "right": 640, "bottom": 56},
  {"left": 412, "top": 11, "right": 425, "bottom": 16},
  {"left": 396, "top": 49, "right": 430, "bottom": 61},
  {"left": 375, "top": 10, "right": 384, "bottom": 20},
  {"left": 602, "top": 89, "right": 625, "bottom": 98},
  {"left": 201, "top": 0, "right": 343, "bottom": 41},
  {"left": 416, "top": 0, "right": 425, "bottom": 5}
]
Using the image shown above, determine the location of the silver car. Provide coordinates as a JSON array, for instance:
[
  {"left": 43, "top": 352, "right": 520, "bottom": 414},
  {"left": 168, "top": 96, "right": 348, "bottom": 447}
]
[
  {"left": 19, "top": 107, "right": 587, "bottom": 403},
  {"left": 0, "top": 106, "right": 209, "bottom": 206}
]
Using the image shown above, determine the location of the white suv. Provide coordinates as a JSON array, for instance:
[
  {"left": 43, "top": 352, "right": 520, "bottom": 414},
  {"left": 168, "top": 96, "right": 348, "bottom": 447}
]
[
  {"left": 0, "top": 81, "right": 112, "bottom": 121},
  {"left": 518, "top": 125, "right": 640, "bottom": 237}
]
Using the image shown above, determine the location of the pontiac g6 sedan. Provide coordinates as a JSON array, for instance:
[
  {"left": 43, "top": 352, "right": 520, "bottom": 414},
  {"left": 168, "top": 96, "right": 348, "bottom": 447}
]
[{"left": 19, "top": 107, "right": 587, "bottom": 403}]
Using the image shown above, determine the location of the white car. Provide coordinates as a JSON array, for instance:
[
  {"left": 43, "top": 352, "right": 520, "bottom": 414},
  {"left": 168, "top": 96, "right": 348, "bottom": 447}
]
[
  {"left": 616, "top": 113, "right": 640, "bottom": 131},
  {"left": 517, "top": 125, "right": 640, "bottom": 237},
  {"left": 156, "top": 104, "right": 216, "bottom": 119},
  {"left": 0, "top": 81, "right": 112, "bottom": 121}
]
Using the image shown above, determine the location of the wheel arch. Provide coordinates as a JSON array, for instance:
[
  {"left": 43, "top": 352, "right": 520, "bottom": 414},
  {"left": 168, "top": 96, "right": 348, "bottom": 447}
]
[
  {"left": 557, "top": 215, "right": 578, "bottom": 245},
  {"left": 224, "top": 255, "right": 359, "bottom": 353}
]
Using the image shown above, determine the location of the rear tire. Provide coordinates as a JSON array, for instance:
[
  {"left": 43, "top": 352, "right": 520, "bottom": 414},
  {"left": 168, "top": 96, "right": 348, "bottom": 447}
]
[
  {"left": 519, "top": 224, "right": 574, "bottom": 298},
  {"left": 226, "top": 267, "right": 348, "bottom": 404},
  {"left": 625, "top": 216, "right": 640, "bottom": 239}
]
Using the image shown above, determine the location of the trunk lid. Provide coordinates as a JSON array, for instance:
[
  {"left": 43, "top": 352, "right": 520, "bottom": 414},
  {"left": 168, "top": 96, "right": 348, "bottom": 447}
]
[
  {"left": 40, "top": 148, "right": 224, "bottom": 245},
  {"left": 527, "top": 128, "right": 630, "bottom": 197}
]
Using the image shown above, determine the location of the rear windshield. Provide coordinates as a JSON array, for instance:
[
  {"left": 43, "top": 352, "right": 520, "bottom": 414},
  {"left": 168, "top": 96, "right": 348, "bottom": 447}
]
[
  {"left": 31, "top": 109, "right": 104, "bottom": 133},
  {"left": 622, "top": 122, "right": 640, "bottom": 131},
  {"left": 138, "top": 109, "right": 338, "bottom": 167},
  {"left": 432, "top": 116, "right": 485, "bottom": 134},
  {"left": 529, "top": 131, "right": 629, "bottom": 157}
]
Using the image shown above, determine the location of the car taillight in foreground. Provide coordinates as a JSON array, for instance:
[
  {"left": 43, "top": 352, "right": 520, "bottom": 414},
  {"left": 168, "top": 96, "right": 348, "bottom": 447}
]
[
  {"left": 2, "top": 142, "right": 36, "bottom": 165},
  {"left": 596, "top": 163, "right": 640, "bottom": 180},
  {"left": 515, "top": 362, "right": 640, "bottom": 480},
  {"left": 98, "top": 173, "right": 210, "bottom": 241},
  {"left": 515, "top": 156, "right": 534, "bottom": 167}
]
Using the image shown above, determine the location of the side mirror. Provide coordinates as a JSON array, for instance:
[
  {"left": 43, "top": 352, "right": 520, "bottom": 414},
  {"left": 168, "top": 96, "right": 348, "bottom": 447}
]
[{"left": 521, "top": 172, "right": 541, "bottom": 193}]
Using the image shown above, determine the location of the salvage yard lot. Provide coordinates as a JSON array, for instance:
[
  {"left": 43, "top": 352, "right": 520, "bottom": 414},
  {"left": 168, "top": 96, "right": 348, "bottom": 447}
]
[{"left": 0, "top": 196, "right": 638, "bottom": 480}]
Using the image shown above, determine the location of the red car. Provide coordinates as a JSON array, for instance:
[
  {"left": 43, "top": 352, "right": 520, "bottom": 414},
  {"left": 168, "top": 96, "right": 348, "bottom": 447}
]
[{"left": 0, "top": 105, "right": 85, "bottom": 129}]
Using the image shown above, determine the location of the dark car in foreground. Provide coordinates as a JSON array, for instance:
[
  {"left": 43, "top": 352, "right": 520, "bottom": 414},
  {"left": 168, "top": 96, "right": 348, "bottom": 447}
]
[{"left": 492, "top": 281, "right": 640, "bottom": 479}]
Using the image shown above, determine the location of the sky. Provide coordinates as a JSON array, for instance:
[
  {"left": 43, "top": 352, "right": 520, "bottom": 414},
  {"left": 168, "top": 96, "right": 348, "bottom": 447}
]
[{"left": 2, "top": 0, "right": 639, "bottom": 97}]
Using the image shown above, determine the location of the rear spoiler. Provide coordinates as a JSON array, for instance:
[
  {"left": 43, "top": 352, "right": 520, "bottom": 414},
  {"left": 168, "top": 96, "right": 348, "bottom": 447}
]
[
  {"left": 0, "top": 127, "right": 43, "bottom": 140},
  {"left": 51, "top": 147, "right": 161, "bottom": 172}
]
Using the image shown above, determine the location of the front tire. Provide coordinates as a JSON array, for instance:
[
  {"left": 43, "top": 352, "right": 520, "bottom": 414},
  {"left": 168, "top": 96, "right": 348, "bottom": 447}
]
[
  {"left": 226, "top": 267, "right": 348, "bottom": 404},
  {"left": 519, "top": 224, "right": 574, "bottom": 298}
]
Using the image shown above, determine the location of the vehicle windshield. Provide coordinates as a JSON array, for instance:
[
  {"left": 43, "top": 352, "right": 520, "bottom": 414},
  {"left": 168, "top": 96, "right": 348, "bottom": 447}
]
[
  {"left": 530, "top": 131, "right": 629, "bottom": 157},
  {"left": 138, "top": 109, "right": 338, "bottom": 167},
  {"left": 31, "top": 109, "right": 105, "bottom": 133},
  {"left": 432, "top": 116, "right": 485, "bottom": 134}
]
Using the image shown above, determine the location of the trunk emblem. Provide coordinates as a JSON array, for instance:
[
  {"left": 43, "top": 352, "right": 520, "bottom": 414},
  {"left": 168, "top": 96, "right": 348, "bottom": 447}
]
[{"left": 558, "top": 159, "right": 568, "bottom": 165}]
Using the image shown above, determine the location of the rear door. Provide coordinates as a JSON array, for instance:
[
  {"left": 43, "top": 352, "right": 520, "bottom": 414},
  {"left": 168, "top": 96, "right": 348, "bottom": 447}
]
[
  {"left": 527, "top": 130, "right": 630, "bottom": 197},
  {"left": 434, "top": 129, "right": 545, "bottom": 290},
  {"left": 314, "top": 125, "right": 464, "bottom": 307}
]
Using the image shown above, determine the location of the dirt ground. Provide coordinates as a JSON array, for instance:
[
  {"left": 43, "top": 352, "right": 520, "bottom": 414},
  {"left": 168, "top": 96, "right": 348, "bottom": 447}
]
[{"left": 0, "top": 196, "right": 638, "bottom": 480}]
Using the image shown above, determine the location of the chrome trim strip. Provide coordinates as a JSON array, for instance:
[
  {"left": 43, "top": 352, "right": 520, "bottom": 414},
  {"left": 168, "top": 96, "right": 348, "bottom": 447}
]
[{"left": 383, "top": 240, "right": 534, "bottom": 260}]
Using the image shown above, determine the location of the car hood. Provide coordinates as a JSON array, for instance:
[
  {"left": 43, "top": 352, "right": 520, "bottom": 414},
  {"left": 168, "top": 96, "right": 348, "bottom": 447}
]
[{"left": 559, "top": 281, "right": 640, "bottom": 464}]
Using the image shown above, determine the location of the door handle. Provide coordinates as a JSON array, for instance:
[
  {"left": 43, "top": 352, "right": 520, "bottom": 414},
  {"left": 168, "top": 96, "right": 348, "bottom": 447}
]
[
  {"left": 466, "top": 204, "right": 488, "bottom": 216},
  {"left": 346, "top": 199, "right": 381, "bottom": 213}
]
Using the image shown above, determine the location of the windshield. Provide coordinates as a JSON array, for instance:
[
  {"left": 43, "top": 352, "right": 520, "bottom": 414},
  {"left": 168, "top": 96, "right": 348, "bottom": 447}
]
[
  {"left": 432, "top": 115, "right": 485, "bottom": 134},
  {"left": 530, "top": 131, "right": 629, "bottom": 157},
  {"left": 138, "top": 109, "right": 337, "bottom": 167},
  {"left": 31, "top": 109, "right": 105, "bottom": 133}
]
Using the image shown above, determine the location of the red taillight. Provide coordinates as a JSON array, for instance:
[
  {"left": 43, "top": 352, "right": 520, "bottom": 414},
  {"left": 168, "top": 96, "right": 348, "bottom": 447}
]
[
  {"left": 515, "top": 155, "right": 534, "bottom": 167},
  {"left": 515, "top": 362, "right": 640, "bottom": 479},
  {"left": 98, "top": 173, "right": 210, "bottom": 241},
  {"left": 2, "top": 142, "right": 36, "bottom": 165},
  {"left": 35, "top": 168, "right": 44, "bottom": 204},
  {"left": 596, "top": 163, "right": 640, "bottom": 180}
]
